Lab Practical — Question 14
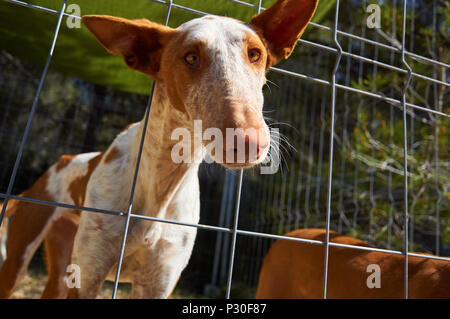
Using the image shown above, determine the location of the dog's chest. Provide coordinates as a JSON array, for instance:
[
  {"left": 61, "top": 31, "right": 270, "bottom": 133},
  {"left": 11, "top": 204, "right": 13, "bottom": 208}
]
[
  {"left": 106, "top": 175, "right": 201, "bottom": 281},
  {"left": 128, "top": 182, "right": 201, "bottom": 249},
  {"left": 106, "top": 199, "right": 200, "bottom": 283}
]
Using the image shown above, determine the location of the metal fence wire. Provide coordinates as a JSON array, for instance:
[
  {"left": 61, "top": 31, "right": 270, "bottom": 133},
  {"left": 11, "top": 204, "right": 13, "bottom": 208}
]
[{"left": 0, "top": 0, "right": 449, "bottom": 299}]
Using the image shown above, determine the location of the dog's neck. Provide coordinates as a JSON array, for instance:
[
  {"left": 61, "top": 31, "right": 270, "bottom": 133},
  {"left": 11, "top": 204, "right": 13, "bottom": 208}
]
[{"left": 132, "top": 82, "right": 203, "bottom": 218}]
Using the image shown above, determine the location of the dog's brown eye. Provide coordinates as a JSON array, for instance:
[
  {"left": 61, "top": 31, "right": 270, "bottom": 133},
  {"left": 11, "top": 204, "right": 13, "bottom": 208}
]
[
  {"left": 184, "top": 53, "right": 200, "bottom": 67},
  {"left": 248, "top": 49, "right": 261, "bottom": 63}
]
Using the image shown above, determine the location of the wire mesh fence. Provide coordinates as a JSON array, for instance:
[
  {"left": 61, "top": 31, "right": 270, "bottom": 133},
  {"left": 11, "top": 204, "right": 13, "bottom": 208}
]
[{"left": 0, "top": 0, "right": 448, "bottom": 299}]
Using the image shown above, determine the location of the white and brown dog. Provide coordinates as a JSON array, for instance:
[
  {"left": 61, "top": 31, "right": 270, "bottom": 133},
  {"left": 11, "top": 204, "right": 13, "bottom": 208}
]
[{"left": 0, "top": 0, "right": 318, "bottom": 298}]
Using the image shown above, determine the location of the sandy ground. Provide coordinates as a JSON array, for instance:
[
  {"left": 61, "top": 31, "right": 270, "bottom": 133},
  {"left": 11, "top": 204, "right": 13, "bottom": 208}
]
[
  {"left": 10, "top": 268, "right": 202, "bottom": 299},
  {"left": 11, "top": 271, "right": 131, "bottom": 299},
  {"left": 11, "top": 271, "right": 199, "bottom": 299},
  {"left": 9, "top": 270, "right": 254, "bottom": 299}
]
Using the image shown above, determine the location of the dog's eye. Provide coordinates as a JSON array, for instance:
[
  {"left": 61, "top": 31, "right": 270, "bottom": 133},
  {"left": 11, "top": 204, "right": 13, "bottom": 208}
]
[
  {"left": 184, "top": 53, "right": 201, "bottom": 67},
  {"left": 248, "top": 49, "right": 261, "bottom": 63}
]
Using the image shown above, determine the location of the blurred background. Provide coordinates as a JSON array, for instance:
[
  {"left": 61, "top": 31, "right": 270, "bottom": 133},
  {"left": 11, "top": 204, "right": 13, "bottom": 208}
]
[{"left": 0, "top": 0, "right": 448, "bottom": 298}]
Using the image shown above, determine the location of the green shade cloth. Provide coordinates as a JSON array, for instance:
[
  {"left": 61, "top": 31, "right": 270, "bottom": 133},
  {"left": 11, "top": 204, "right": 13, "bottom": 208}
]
[{"left": 0, "top": 0, "right": 333, "bottom": 94}]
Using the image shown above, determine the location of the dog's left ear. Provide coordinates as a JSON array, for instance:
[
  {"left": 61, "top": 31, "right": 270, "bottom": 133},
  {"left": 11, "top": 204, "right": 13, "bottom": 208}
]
[
  {"left": 82, "top": 15, "right": 176, "bottom": 78},
  {"left": 249, "top": 0, "right": 319, "bottom": 66}
]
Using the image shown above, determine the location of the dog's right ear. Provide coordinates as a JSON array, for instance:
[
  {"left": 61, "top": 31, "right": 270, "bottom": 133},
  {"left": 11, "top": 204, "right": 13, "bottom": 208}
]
[{"left": 82, "top": 15, "right": 176, "bottom": 78}]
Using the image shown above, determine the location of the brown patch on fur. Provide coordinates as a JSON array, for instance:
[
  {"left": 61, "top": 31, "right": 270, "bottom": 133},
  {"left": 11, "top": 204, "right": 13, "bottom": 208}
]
[
  {"left": 27, "top": 171, "right": 53, "bottom": 200},
  {"left": 55, "top": 155, "right": 77, "bottom": 172},
  {"left": 121, "top": 122, "right": 136, "bottom": 133},
  {"left": 104, "top": 147, "right": 121, "bottom": 164},
  {"left": 82, "top": 15, "right": 177, "bottom": 78},
  {"left": 67, "top": 287, "right": 79, "bottom": 299},
  {"left": 256, "top": 228, "right": 450, "bottom": 299},
  {"left": 42, "top": 211, "right": 80, "bottom": 298},
  {"left": 4, "top": 171, "right": 54, "bottom": 218},
  {"left": 0, "top": 171, "right": 57, "bottom": 298},
  {"left": 68, "top": 153, "right": 104, "bottom": 206}
]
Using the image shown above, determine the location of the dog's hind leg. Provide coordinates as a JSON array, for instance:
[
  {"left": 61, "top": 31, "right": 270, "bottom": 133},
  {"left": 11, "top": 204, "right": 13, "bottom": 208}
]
[
  {"left": 41, "top": 211, "right": 79, "bottom": 299},
  {"left": 0, "top": 199, "right": 56, "bottom": 298}
]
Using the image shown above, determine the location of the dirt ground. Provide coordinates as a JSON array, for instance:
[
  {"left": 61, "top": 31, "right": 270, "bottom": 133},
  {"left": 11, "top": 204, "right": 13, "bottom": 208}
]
[
  {"left": 11, "top": 270, "right": 131, "bottom": 299},
  {"left": 10, "top": 270, "right": 191, "bottom": 299}
]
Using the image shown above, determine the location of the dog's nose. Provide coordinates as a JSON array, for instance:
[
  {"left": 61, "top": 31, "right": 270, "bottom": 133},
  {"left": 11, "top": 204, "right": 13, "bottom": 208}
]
[{"left": 225, "top": 127, "right": 269, "bottom": 162}]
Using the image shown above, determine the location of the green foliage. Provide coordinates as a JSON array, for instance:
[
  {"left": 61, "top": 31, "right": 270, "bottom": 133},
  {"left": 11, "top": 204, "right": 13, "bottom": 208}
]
[{"left": 0, "top": 0, "right": 335, "bottom": 95}]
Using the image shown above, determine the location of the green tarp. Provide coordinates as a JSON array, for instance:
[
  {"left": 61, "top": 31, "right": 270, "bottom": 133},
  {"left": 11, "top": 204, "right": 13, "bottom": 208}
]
[{"left": 0, "top": 0, "right": 334, "bottom": 94}]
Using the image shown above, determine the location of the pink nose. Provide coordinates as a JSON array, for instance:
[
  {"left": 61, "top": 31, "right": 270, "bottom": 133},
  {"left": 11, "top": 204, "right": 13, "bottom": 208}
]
[{"left": 224, "top": 127, "right": 269, "bottom": 163}]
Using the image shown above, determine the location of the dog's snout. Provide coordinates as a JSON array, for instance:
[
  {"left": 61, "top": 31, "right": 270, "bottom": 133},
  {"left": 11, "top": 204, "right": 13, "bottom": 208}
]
[
  {"left": 224, "top": 126, "right": 269, "bottom": 163},
  {"left": 241, "top": 128, "right": 268, "bottom": 158}
]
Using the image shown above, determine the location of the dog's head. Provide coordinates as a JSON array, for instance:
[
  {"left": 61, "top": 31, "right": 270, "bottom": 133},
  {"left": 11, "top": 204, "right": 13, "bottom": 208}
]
[{"left": 82, "top": 0, "right": 318, "bottom": 169}]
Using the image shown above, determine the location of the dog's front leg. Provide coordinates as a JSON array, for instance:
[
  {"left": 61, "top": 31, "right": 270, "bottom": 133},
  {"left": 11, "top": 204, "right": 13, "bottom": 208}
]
[{"left": 67, "top": 215, "right": 125, "bottom": 299}]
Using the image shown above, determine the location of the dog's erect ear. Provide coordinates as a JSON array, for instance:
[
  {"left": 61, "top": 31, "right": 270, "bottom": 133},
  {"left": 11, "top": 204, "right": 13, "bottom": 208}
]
[
  {"left": 249, "top": 0, "right": 319, "bottom": 66},
  {"left": 82, "top": 15, "right": 176, "bottom": 78}
]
